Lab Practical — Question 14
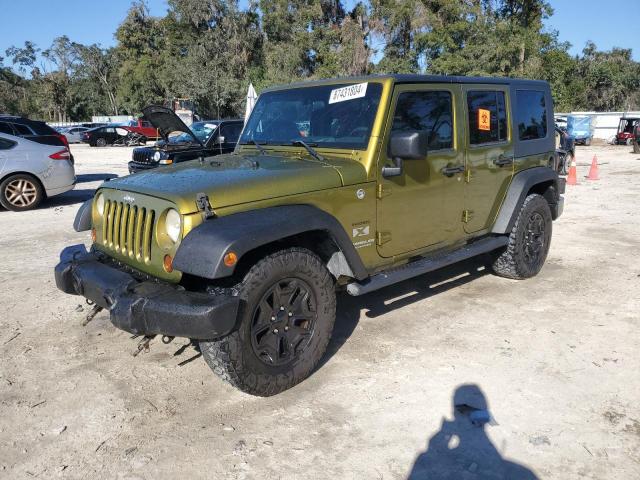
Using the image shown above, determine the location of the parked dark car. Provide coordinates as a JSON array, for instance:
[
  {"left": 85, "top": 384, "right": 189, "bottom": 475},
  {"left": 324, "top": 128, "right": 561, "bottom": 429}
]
[
  {"left": 128, "top": 105, "right": 243, "bottom": 174},
  {"left": 81, "top": 126, "right": 144, "bottom": 147},
  {"left": 0, "top": 115, "right": 70, "bottom": 149},
  {"left": 555, "top": 126, "right": 575, "bottom": 175}
]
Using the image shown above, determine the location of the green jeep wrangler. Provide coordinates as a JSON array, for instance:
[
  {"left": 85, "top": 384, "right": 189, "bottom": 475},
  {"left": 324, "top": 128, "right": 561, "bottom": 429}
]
[{"left": 55, "top": 75, "right": 564, "bottom": 396}]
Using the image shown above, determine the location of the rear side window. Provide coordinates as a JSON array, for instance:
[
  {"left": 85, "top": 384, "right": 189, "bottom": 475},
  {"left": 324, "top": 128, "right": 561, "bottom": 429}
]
[
  {"left": 0, "top": 122, "right": 15, "bottom": 135},
  {"left": 24, "top": 120, "right": 56, "bottom": 135},
  {"left": 392, "top": 91, "right": 453, "bottom": 150},
  {"left": 0, "top": 138, "right": 16, "bottom": 149},
  {"left": 467, "top": 91, "right": 507, "bottom": 145},
  {"left": 12, "top": 123, "right": 33, "bottom": 135},
  {"left": 516, "top": 90, "right": 547, "bottom": 140}
]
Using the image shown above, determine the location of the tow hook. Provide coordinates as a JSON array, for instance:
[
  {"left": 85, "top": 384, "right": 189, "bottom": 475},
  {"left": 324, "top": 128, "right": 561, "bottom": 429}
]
[
  {"left": 132, "top": 335, "right": 155, "bottom": 357},
  {"left": 82, "top": 301, "right": 103, "bottom": 326}
]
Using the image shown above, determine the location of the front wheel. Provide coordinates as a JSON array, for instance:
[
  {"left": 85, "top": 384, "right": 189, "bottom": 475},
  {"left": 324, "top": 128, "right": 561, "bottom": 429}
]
[
  {"left": 491, "top": 194, "right": 552, "bottom": 280},
  {"left": 96, "top": 137, "right": 107, "bottom": 147},
  {"left": 200, "top": 248, "right": 336, "bottom": 396},
  {"left": 634, "top": 141, "right": 640, "bottom": 154},
  {"left": 584, "top": 137, "right": 591, "bottom": 146}
]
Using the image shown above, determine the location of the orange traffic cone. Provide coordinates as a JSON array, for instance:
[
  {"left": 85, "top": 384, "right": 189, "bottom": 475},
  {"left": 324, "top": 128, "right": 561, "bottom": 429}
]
[
  {"left": 567, "top": 155, "right": 578, "bottom": 185},
  {"left": 586, "top": 155, "right": 599, "bottom": 181}
]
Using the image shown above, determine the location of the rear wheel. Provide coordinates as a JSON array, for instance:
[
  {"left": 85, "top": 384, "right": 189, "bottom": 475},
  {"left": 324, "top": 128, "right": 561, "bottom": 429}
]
[
  {"left": 0, "top": 174, "right": 44, "bottom": 211},
  {"left": 200, "top": 248, "right": 336, "bottom": 396},
  {"left": 634, "top": 141, "right": 640, "bottom": 154},
  {"left": 491, "top": 194, "right": 552, "bottom": 280}
]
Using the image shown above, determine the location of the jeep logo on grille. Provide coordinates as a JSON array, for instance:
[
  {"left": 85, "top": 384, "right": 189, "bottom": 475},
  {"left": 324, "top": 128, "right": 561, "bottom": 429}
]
[{"left": 123, "top": 195, "right": 135, "bottom": 203}]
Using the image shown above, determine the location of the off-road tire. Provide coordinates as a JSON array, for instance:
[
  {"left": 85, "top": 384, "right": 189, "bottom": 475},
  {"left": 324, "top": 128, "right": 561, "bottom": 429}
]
[
  {"left": 0, "top": 173, "right": 44, "bottom": 211},
  {"left": 200, "top": 248, "right": 336, "bottom": 396},
  {"left": 491, "top": 194, "right": 552, "bottom": 280},
  {"left": 634, "top": 141, "right": 640, "bottom": 154}
]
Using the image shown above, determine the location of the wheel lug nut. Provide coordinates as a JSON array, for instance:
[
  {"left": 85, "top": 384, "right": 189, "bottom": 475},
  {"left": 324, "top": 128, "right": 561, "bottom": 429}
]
[
  {"left": 288, "top": 312, "right": 292, "bottom": 317},
  {"left": 273, "top": 328, "right": 279, "bottom": 334},
  {"left": 284, "top": 326, "right": 289, "bottom": 331},
  {"left": 280, "top": 306, "right": 285, "bottom": 311},
  {"left": 271, "top": 316, "right": 276, "bottom": 321}
]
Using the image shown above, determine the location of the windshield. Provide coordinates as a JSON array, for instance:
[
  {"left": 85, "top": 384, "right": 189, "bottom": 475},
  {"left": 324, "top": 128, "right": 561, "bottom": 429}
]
[
  {"left": 168, "top": 121, "right": 218, "bottom": 144},
  {"left": 239, "top": 82, "right": 383, "bottom": 150}
]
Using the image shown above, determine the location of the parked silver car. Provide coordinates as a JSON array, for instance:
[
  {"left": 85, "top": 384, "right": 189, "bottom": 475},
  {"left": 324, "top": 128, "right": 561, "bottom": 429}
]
[
  {"left": 60, "top": 126, "right": 90, "bottom": 144},
  {"left": 0, "top": 133, "right": 75, "bottom": 211}
]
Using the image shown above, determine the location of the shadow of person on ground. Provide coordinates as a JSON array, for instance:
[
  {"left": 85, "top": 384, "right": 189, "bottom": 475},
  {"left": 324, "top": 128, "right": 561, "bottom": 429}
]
[{"left": 408, "top": 384, "right": 538, "bottom": 480}]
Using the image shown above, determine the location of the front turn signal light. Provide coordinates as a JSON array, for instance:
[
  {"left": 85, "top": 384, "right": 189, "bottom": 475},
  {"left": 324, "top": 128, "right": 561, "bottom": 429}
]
[
  {"left": 223, "top": 252, "right": 238, "bottom": 267},
  {"left": 163, "top": 254, "right": 174, "bottom": 273}
]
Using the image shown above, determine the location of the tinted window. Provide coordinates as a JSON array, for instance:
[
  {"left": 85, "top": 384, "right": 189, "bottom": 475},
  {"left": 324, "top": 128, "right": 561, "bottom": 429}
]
[
  {"left": 220, "top": 123, "right": 243, "bottom": 144},
  {"left": 0, "top": 138, "right": 16, "bottom": 149},
  {"left": 391, "top": 91, "right": 453, "bottom": 150},
  {"left": 516, "top": 90, "right": 547, "bottom": 140},
  {"left": 141, "top": 121, "right": 151, "bottom": 127},
  {"left": 467, "top": 91, "right": 508, "bottom": 145},
  {"left": 0, "top": 122, "right": 14, "bottom": 135},
  {"left": 12, "top": 123, "right": 33, "bottom": 135}
]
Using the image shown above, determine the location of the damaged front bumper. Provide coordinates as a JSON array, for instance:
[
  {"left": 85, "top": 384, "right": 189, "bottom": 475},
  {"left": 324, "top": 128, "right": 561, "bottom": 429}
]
[{"left": 54, "top": 245, "right": 240, "bottom": 340}]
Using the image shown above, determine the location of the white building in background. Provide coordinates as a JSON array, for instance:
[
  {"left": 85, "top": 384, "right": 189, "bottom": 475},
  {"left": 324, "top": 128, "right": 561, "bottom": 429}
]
[{"left": 555, "top": 111, "right": 640, "bottom": 141}]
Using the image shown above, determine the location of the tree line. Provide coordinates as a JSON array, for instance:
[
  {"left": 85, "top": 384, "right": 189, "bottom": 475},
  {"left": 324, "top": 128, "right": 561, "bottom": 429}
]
[{"left": 1, "top": 0, "right": 639, "bottom": 122}]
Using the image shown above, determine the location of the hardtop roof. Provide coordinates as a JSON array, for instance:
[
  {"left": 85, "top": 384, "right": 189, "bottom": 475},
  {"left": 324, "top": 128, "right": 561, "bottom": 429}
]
[{"left": 263, "top": 74, "right": 550, "bottom": 92}]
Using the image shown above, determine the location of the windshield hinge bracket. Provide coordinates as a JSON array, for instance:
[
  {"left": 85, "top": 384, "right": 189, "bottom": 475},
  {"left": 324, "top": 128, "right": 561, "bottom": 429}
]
[{"left": 196, "top": 193, "right": 215, "bottom": 219}]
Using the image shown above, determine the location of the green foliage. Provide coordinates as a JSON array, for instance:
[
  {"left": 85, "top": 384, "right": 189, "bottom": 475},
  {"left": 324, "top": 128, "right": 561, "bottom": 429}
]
[{"left": 1, "top": 0, "right": 639, "bottom": 121}]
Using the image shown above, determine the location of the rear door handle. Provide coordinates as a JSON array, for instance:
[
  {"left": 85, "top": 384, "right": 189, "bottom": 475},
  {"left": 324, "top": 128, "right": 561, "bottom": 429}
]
[
  {"left": 441, "top": 165, "right": 465, "bottom": 177},
  {"left": 494, "top": 155, "right": 514, "bottom": 167}
]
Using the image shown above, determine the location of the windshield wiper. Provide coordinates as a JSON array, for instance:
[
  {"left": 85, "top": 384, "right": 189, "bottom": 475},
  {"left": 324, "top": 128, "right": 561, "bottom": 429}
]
[
  {"left": 245, "top": 139, "right": 267, "bottom": 155},
  {"left": 291, "top": 140, "right": 324, "bottom": 162}
]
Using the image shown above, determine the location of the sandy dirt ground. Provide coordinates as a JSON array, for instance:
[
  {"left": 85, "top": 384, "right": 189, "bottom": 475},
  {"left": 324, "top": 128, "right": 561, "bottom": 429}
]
[{"left": 0, "top": 143, "right": 639, "bottom": 479}]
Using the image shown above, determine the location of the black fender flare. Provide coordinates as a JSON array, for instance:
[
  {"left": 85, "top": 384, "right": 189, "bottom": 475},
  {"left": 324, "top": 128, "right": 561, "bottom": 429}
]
[
  {"left": 492, "top": 167, "right": 563, "bottom": 234},
  {"left": 73, "top": 199, "right": 92, "bottom": 232},
  {"left": 173, "top": 205, "right": 368, "bottom": 281}
]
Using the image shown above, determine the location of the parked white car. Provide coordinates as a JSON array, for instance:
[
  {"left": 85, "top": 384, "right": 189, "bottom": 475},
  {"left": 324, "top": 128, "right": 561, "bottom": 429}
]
[
  {"left": 60, "top": 126, "right": 90, "bottom": 143},
  {"left": 0, "top": 133, "right": 76, "bottom": 211}
]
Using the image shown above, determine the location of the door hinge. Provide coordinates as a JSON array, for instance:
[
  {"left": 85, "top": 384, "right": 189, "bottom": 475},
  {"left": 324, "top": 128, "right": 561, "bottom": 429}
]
[
  {"left": 376, "top": 184, "right": 392, "bottom": 199},
  {"left": 376, "top": 231, "right": 392, "bottom": 246},
  {"left": 462, "top": 210, "right": 474, "bottom": 223}
]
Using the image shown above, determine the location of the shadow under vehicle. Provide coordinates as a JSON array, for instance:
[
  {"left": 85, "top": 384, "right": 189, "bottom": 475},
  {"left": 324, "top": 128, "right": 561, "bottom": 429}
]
[{"left": 128, "top": 106, "right": 243, "bottom": 174}]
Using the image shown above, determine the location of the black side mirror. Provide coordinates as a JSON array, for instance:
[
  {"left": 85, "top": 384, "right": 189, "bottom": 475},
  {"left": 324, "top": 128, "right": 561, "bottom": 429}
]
[{"left": 383, "top": 131, "right": 429, "bottom": 177}]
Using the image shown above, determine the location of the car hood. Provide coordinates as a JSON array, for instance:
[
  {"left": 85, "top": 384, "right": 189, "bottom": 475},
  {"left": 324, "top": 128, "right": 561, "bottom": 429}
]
[
  {"left": 102, "top": 151, "right": 367, "bottom": 213},
  {"left": 142, "top": 105, "right": 202, "bottom": 146}
]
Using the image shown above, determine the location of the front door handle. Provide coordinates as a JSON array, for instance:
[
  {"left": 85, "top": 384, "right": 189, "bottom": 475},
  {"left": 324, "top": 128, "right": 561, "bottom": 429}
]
[
  {"left": 441, "top": 165, "right": 465, "bottom": 177},
  {"left": 494, "top": 154, "right": 514, "bottom": 167}
]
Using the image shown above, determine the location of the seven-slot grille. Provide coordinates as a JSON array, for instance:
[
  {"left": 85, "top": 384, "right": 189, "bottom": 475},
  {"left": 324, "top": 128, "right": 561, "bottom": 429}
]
[
  {"left": 132, "top": 148, "right": 155, "bottom": 164},
  {"left": 102, "top": 199, "right": 155, "bottom": 264}
]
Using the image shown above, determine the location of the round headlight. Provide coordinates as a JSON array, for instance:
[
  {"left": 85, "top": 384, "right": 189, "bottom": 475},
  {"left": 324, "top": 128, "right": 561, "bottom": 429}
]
[
  {"left": 95, "top": 193, "right": 105, "bottom": 215},
  {"left": 165, "top": 209, "right": 182, "bottom": 243},
  {"left": 153, "top": 151, "right": 162, "bottom": 161}
]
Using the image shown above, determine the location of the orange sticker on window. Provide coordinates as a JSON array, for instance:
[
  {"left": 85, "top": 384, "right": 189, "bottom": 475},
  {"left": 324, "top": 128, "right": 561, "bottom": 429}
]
[{"left": 478, "top": 108, "right": 491, "bottom": 131}]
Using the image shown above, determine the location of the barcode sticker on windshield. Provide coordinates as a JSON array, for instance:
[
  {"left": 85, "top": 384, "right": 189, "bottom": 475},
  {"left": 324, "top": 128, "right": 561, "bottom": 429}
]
[{"left": 329, "top": 82, "right": 368, "bottom": 104}]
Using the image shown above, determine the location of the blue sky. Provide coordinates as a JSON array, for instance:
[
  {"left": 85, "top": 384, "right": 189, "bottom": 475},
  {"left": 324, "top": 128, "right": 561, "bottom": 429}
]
[{"left": 1, "top": 0, "right": 637, "bottom": 67}]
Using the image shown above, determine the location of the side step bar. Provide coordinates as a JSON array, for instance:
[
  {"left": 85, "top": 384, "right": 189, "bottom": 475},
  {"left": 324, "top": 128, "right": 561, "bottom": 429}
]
[{"left": 346, "top": 236, "right": 509, "bottom": 296}]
